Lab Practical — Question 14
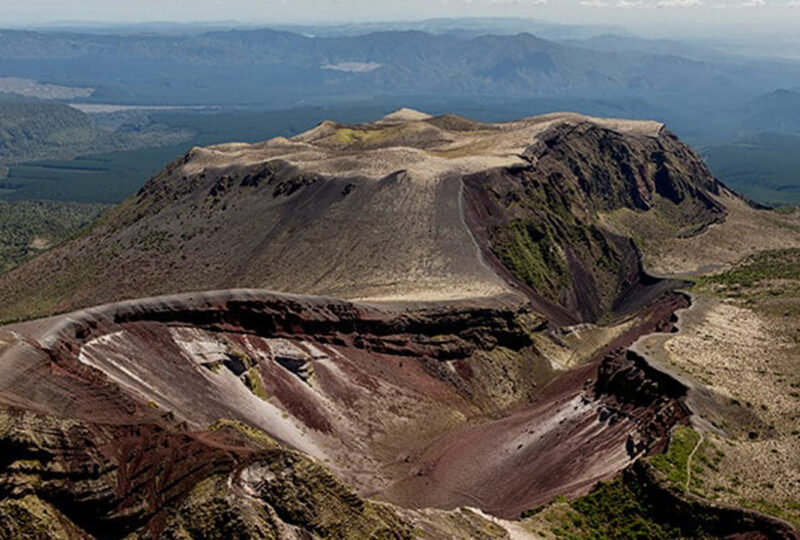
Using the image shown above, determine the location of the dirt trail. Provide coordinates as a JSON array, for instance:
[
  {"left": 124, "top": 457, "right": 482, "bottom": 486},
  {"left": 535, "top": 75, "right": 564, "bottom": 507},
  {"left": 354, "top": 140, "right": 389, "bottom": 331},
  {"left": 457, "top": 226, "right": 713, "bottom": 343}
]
[
  {"left": 627, "top": 292, "right": 711, "bottom": 420},
  {"left": 685, "top": 433, "right": 705, "bottom": 493}
]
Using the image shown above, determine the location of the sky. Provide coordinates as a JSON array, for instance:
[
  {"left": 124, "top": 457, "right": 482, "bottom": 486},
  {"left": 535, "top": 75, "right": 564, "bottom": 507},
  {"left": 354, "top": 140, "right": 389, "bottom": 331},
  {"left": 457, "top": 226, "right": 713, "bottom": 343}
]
[{"left": 2, "top": 0, "right": 800, "bottom": 36}]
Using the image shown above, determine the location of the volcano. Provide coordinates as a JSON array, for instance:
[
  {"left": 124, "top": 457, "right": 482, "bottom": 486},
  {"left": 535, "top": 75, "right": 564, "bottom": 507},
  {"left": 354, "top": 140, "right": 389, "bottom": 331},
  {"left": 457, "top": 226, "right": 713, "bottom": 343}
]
[{"left": 0, "top": 110, "right": 797, "bottom": 539}]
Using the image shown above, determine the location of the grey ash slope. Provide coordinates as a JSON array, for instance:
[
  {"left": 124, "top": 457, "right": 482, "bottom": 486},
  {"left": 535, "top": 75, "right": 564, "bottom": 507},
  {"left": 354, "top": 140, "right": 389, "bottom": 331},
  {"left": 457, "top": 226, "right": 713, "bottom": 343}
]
[
  {"left": 1, "top": 109, "right": 799, "bottom": 539},
  {"left": 0, "top": 109, "right": 725, "bottom": 323}
]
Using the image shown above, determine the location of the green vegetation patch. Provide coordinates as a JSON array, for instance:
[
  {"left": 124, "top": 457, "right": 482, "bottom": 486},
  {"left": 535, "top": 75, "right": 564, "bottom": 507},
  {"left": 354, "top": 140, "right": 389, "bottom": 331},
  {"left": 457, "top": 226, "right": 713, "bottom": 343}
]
[
  {"left": 526, "top": 427, "right": 741, "bottom": 539},
  {"left": 172, "top": 432, "right": 414, "bottom": 539},
  {"left": 746, "top": 498, "right": 800, "bottom": 529},
  {"left": 331, "top": 124, "right": 406, "bottom": 146},
  {"left": 0, "top": 495, "right": 86, "bottom": 540},
  {"left": 162, "top": 474, "right": 280, "bottom": 539},
  {"left": 209, "top": 419, "right": 279, "bottom": 449},
  {"left": 333, "top": 127, "right": 383, "bottom": 144},
  {"left": 700, "top": 249, "right": 800, "bottom": 289},
  {"left": 493, "top": 219, "right": 570, "bottom": 300},
  {"left": 648, "top": 425, "right": 725, "bottom": 498},
  {"left": 243, "top": 367, "right": 269, "bottom": 401},
  {"left": 649, "top": 425, "right": 701, "bottom": 490},
  {"left": 0, "top": 199, "right": 108, "bottom": 274},
  {"left": 252, "top": 452, "right": 413, "bottom": 539},
  {"left": 564, "top": 477, "right": 684, "bottom": 539},
  {"left": 524, "top": 476, "right": 706, "bottom": 539}
]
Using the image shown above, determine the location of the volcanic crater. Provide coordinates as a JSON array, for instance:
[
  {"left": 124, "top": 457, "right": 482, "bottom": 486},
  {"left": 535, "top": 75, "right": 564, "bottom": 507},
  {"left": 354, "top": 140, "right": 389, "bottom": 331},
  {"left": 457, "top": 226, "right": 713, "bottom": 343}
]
[{"left": 0, "top": 109, "right": 797, "bottom": 538}]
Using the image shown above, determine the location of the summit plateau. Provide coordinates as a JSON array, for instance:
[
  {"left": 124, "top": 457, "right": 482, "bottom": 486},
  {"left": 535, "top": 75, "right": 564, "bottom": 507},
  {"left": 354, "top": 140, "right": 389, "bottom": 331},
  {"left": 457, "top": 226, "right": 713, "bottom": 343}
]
[{"left": 1, "top": 110, "right": 800, "bottom": 539}]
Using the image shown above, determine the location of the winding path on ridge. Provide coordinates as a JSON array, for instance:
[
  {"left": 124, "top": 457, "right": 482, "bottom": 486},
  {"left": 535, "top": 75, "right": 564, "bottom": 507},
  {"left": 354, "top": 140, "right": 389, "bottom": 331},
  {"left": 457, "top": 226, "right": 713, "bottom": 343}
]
[
  {"left": 685, "top": 433, "right": 705, "bottom": 493},
  {"left": 628, "top": 291, "right": 715, "bottom": 431}
]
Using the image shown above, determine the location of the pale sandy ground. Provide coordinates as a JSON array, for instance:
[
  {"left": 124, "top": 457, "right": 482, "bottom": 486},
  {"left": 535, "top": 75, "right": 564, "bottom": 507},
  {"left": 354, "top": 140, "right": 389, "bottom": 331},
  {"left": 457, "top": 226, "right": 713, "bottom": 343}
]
[
  {"left": 0, "top": 76, "right": 93, "bottom": 99},
  {"left": 635, "top": 292, "right": 800, "bottom": 517},
  {"left": 186, "top": 110, "right": 662, "bottom": 184},
  {"left": 534, "top": 318, "right": 637, "bottom": 370},
  {"left": 597, "top": 164, "right": 800, "bottom": 521},
  {"left": 178, "top": 109, "right": 663, "bottom": 304},
  {"left": 467, "top": 508, "right": 542, "bottom": 539},
  {"left": 28, "top": 236, "right": 51, "bottom": 250},
  {"left": 69, "top": 103, "right": 207, "bottom": 113},
  {"left": 646, "top": 191, "right": 800, "bottom": 276}
]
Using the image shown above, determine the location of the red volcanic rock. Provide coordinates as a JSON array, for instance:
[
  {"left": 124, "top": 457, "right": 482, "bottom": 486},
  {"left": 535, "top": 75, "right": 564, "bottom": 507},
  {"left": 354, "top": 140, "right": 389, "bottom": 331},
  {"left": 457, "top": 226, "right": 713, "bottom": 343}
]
[
  {"left": 0, "top": 110, "right": 791, "bottom": 538},
  {"left": 0, "top": 288, "right": 701, "bottom": 532}
]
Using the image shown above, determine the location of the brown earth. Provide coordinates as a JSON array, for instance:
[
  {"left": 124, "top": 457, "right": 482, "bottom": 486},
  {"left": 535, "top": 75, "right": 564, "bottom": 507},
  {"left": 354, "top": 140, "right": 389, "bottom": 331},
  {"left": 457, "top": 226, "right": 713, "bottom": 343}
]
[
  {"left": 0, "top": 110, "right": 724, "bottom": 324},
  {"left": 0, "top": 289, "right": 696, "bottom": 534},
  {"left": 2, "top": 109, "right": 799, "bottom": 538}
]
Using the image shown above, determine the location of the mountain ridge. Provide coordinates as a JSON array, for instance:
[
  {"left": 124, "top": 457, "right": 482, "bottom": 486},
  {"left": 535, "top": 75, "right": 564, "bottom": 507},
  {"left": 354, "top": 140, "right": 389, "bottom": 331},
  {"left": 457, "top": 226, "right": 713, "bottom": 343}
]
[
  {"left": 1, "top": 109, "right": 800, "bottom": 538},
  {"left": 3, "top": 27, "right": 800, "bottom": 109},
  {"left": 0, "top": 109, "right": 724, "bottom": 324}
]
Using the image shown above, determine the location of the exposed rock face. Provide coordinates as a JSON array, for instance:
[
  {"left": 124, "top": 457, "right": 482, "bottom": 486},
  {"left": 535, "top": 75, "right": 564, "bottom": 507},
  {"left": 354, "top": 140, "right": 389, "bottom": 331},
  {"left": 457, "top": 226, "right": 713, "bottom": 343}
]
[
  {"left": 463, "top": 122, "right": 725, "bottom": 322},
  {"left": 1, "top": 110, "right": 788, "bottom": 538},
  {"left": 0, "top": 289, "right": 696, "bottom": 535},
  {"left": 0, "top": 111, "right": 724, "bottom": 324},
  {"left": 0, "top": 407, "right": 414, "bottom": 539}
]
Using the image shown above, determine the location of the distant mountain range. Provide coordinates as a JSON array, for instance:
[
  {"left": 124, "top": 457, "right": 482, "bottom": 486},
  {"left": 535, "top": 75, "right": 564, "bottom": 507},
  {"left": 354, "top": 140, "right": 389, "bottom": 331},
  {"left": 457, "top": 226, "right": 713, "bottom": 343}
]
[
  {"left": 743, "top": 88, "right": 800, "bottom": 135},
  {"left": 1, "top": 109, "right": 799, "bottom": 538},
  {"left": 1, "top": 26, "right": 799, "bottom": 116},
  {"left": 2, "top": 22, "right": 800, "bottom": 206}
]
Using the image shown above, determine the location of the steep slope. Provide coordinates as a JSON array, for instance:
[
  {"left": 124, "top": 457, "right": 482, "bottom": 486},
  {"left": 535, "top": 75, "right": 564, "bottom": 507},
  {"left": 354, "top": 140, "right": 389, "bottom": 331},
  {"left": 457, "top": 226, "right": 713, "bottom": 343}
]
[
  {"left": 0, "top": 110, "right": 724, "bottom": 323},
  {"left": 0, "top": 110, "right": 798, "bottom": 538},
  {"left": 0, "top": 289, "right": 692, "bottom": 535},
  {"left": 463, "top": 117, "right": 725, "bottom": 322},
  {"left": 2, "top": 288, "right": 794, "bottom": 537}
]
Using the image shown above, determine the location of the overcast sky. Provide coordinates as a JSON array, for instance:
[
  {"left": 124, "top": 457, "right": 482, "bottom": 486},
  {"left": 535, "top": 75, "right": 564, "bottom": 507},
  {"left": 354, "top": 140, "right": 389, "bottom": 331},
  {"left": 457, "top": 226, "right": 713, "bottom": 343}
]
[{"left": 2, "top": 0, "right": 800, "bottom": 36}]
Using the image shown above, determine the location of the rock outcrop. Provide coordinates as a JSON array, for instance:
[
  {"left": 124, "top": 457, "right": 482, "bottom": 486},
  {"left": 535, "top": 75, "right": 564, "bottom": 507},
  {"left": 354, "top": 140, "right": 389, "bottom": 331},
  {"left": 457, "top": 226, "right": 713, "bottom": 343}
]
[
  {"left": 1, "top": 110, "right": 789, "bottom": 538},
  {"left": 0, "top": 288, "right": 696, "bottom": 535},
  {"left": 0, "top": 111, "right": 724, "bottom": 324}
]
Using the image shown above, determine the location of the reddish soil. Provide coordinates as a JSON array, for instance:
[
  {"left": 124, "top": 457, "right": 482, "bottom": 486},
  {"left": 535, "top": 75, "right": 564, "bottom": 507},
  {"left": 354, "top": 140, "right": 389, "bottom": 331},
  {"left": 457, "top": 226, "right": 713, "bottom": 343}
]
[
  {"left": 3, "top": 290, "right": 689, "bottom": 520},
  {"left": 2, "top": 289, "right": 796, "bottom": 538},
  {"left": 377, "top": 292, "right": 692, "bottom": 518}
]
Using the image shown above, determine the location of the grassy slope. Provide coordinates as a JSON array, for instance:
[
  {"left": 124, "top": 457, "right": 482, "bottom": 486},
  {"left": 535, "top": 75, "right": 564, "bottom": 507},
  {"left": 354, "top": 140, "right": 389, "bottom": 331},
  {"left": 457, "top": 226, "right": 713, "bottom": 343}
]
[
  {"left": 523, "top": 426, "right": 777, "bottom": 539},
  {"left": 685, "top": 251, "right": 800, "bottom": 527},
  {"left": 699, "top": 248, "right": 800, "bottom": 287},
  {"left": 522, "top": 427, "right": 694, "bottom": 539},
  {"left": 0, "top": 200, "right": 108, "bottom": 274},
  {"left": 478, "top": 122, "right": 723, "bottom": 322}
]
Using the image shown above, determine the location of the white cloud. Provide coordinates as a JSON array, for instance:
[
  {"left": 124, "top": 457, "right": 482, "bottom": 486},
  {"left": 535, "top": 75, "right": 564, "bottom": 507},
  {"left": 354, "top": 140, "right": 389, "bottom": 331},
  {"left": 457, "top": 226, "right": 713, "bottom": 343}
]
[
  {"left": 322, "top": 62, "right": 382, "bottom": 72},
  {"left": 741, "top": 0, "right": 766, "bottom": 6},
  {"left": 489, "top": 0, "right": 547, "bottom": 3},
  {"left": 657, "top": 0, "right": 704, "bottom": 6},
  {"left": 579, "top": 0, "right": 610, "bottom": 6}
]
